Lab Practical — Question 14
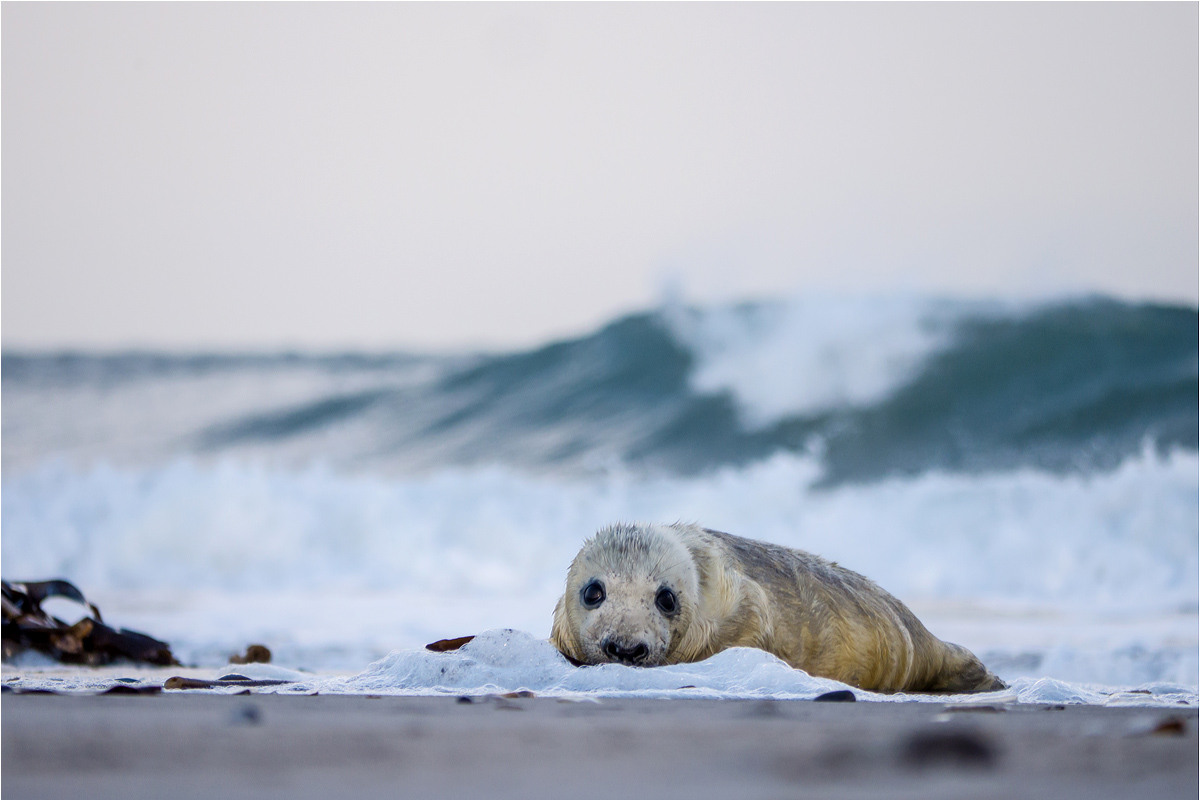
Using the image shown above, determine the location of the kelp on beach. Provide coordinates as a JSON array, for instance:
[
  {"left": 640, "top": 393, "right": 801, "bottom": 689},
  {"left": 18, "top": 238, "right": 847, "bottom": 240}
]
[{"left": 2, "top": 579, "right": 177, "bottom": 667}]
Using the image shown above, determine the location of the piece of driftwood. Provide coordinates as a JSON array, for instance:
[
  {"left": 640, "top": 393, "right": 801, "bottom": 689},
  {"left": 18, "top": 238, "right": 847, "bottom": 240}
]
[
  {"left": 163, "top": 675, "right": 295, "bottom": 690},
  {"left": 2, "top": 579, "right": 178, "bottom": 666}
]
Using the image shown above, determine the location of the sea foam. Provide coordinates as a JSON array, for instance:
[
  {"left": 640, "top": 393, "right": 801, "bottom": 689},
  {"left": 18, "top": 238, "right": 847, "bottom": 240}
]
[
  {"left": 284, "top": 629, "right": 1200, "bottom": 708},
  {"left": 2, "top": 448, "right": 1195, "bottom": 688}
]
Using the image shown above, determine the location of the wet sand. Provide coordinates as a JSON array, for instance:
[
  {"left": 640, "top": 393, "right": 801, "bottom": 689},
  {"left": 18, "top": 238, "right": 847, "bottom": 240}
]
[{"left": 2, "top": 694, "right": 1196, "bottom": 799}]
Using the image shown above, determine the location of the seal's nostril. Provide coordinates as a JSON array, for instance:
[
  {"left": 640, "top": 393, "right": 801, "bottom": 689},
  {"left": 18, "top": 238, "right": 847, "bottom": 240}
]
[{"left": 601, "top": 639, "right": 650, "bottom": 664}]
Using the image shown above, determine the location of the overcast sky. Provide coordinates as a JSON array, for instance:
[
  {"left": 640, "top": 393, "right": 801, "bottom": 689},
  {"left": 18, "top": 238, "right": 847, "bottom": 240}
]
[{"left": 3, "top": 2, "right": 1196, "bottom": 351}]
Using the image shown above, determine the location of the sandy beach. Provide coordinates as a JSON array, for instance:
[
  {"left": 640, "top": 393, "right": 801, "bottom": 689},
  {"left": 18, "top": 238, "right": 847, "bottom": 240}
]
[{"left": 3, "top": 693, "right": 1196, "bottom": 799}]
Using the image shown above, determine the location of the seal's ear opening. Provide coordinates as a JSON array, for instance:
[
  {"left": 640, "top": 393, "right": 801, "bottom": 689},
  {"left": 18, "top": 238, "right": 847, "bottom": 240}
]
[{"left": 549, "top": 592, "right": 586, "bottom": 665}]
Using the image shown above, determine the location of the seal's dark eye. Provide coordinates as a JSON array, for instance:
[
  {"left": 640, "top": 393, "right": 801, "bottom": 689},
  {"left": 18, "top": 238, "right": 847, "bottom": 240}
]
[
  {"left": 580, "top": 581, "right": 605, "bottom": 609},
  {"left": 655, "top": 587, "right": 678, "bottom": 615}
]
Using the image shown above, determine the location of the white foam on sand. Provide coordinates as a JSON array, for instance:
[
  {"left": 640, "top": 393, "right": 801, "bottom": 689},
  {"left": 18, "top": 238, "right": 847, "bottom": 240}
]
[
  {"left": 258, "top": 629, "right": 1198, "bottom": 708},
  {"left": 4, "top": 629, "right": 1195, "bottom": 708}
]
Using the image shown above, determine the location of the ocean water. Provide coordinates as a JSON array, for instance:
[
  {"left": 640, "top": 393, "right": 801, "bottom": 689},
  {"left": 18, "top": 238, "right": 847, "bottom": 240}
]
[{"left": 3, "top": 294, "right": 1197, "bottom": 701}]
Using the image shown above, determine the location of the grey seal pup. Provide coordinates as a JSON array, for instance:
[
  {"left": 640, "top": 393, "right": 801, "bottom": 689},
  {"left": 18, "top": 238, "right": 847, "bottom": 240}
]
[{"left": 550, "top": 522, "right": 1004, "bottom": 693}]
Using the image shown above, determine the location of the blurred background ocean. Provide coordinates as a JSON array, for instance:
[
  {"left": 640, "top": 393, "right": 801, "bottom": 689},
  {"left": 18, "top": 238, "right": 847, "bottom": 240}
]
[
  {"left": 2, "top": 4, "right": 1196, "bottom": 688},
  {"left": 3, "top": 293, "right": 1197, "bottom": 685}
]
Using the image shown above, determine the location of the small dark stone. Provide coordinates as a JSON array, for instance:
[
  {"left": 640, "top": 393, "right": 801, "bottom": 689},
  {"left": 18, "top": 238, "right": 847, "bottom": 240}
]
[
  {"left": 902, "top": 729, "right": 996, "bottom": 769},
  {"left": 457, "top": 696, "right": 473, "bottom": 704},
  {"left": 814, "top": 690, "right": 857, "bottom": 703},
  {"left": 232, "top": 704, "right": 261, "bottom": 725},
  {"left": 1148, "top": 717, "right": 1187, "bottom": 736},
  {"left": 100, "top": 684, "right": 161, "bottom": 695},
  {"left": 229, "top": 644, "right": 271, "bottom": 664},
  {"left": 749, "top": 699, "right": 780, "bottom": 717},
  {"left": 942, "top": 704, "right": 1004, "bottom": 713}
]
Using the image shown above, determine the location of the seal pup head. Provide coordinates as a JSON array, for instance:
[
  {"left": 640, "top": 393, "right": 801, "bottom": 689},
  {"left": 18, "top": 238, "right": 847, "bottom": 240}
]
[{"left": 551, "top": 523, "right": 699, "bottom": 667}]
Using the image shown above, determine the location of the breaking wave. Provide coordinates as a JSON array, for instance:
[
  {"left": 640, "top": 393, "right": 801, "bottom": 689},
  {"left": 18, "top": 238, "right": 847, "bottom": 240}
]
[{"left": 4, "top": 295, "right": 1195, "bottom": 484}]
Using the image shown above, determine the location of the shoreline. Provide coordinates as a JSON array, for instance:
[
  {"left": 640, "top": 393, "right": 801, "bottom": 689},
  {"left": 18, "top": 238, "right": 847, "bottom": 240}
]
[
  {"left": 4, "top": 647, "right": 1197, "bottom": 707},
  {"left": 4, "top": 694, "right": 1196, "bottom": 799}
]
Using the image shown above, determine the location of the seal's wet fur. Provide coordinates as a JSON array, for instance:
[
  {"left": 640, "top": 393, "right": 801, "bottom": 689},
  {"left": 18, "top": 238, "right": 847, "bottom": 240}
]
[{"left": 551, "top": 523, "right": 1004, "bottom": 693}]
